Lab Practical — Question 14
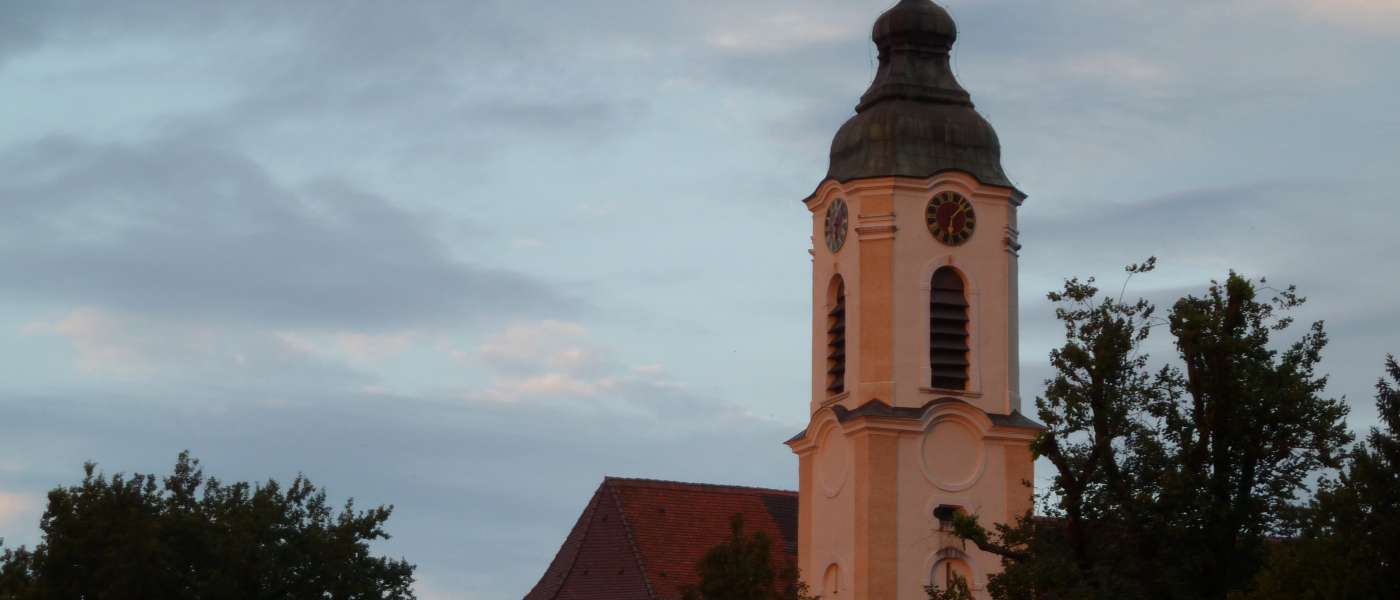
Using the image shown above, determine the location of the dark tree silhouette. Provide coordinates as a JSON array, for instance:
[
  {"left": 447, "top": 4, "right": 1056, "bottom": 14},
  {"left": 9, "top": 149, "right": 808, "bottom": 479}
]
[
  {"left": 0, "top": 452, "right": 415, "bottom": 600},
  {"left": 952, "top": 262, "right": 1353, "bottom": 600},
  {"left": 684, "top": 514, "right": 814, "bottom": 600},
  {"left": 1238, "top": 356, "right": 1400, "bottom": 600}
]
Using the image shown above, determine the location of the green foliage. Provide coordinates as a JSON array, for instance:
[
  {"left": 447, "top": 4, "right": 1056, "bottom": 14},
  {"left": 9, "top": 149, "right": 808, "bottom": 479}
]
[
  {"left": 951, "top": 261, "right": 1354, "bottom": 600},
  {"left": 0, "top": 548, "right": 35, "bottom": 596},
  {"left": 1157, "top": 274, "right": 1350, "bottom": 597},
  {"left": 684, "top": 514, "right": 816, "bottom": 600},
  {"left": 1235, "top": 356, "right": 1400, "bottom": 600},
  {"left": 926, "top": 572, "right": 974, "bottom": 600},
  {"left": 951, "top": 514, "right": 1084, "bottom": 600},
  {"left": 0, "top": 452, "right": 415, "bottom": 600}
]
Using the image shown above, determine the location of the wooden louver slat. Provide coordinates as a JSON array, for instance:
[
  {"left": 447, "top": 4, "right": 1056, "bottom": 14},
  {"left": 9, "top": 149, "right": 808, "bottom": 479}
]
[
  {"left": 930, "top": 268, "right": 969, "bottom": 390},
  {"left": 931, "top": 290, "right": 969, "bottom": 306},
  {"left": 827, "top": 279, "right": 847, "bottom": 396}
]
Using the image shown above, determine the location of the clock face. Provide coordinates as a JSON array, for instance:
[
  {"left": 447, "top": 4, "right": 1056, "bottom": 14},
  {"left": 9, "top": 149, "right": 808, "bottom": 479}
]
[
  {"left": 926, "top": 192, "right": 976, "bottom": 246},
  {"left": 825, "top": 198, "right": 849, "bottom": 253}
]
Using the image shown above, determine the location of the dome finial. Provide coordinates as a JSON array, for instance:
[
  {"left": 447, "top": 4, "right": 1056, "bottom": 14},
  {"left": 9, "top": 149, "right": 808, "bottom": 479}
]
[
  {"left": 823, "top": 0, "right": 1016, "bottom": 190},
  {"left": 875, "top": 0, "right": 957, "bottom": 47},
  {"left": 859, "top": 0, "right": 968, "bottom": 111}
]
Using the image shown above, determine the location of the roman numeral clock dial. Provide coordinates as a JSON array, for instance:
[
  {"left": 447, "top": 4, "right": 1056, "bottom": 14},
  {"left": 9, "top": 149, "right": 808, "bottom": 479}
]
[
  {"left": 825, "top": 198, "right": 849, "bottom": 253},
  {"left": 926, "top": 191, "right": 976, "bottom": 246}
]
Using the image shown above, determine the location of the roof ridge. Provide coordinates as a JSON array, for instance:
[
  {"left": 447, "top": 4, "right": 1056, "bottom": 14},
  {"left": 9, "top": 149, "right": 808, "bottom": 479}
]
[
  {"left": 553, "top": 485, "right": 603, "bottom": 598},
  {"left": 603, "top": 476, "right": 796, "bottom": 497},
  {"left": 606, "top": 482, "right": 659, "bottom": 600},
  {"left": 524, "top": 483, "right": 606, "bottom": 600}
]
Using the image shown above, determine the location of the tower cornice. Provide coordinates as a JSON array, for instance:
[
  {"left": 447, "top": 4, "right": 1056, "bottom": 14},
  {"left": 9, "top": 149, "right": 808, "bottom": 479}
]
[
  {"left": 786, "top": 398, "right": 1044, "bottom": 451},
  {"left": 803, "top": 174, "right": 1027, "bottom": 209}
]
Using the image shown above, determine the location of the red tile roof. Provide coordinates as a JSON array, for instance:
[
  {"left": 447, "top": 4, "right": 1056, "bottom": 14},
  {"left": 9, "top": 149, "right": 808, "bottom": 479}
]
[{"left": 524, "top": 477, "right": 798, "bottom": 600}]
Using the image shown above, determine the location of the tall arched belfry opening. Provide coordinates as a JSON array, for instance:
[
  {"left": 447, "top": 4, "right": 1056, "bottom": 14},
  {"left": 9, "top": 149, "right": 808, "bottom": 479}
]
[{"left": 785, "top": 1, "right": 1041, "bottom": 598}]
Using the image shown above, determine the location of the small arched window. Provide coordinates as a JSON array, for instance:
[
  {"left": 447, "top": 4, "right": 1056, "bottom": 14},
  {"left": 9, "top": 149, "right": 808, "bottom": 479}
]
[
  {"left": 932, "top": 558, "right": 974, "bottom": 596},
  {"left": 822, "top": 563, "right": 841, "bottom": 596},
  {"left": 827, "top": 276, "right": 847, "bottom": 396},
  {"left": 930, "top": 268, "right": 969, "bottom": 390}
]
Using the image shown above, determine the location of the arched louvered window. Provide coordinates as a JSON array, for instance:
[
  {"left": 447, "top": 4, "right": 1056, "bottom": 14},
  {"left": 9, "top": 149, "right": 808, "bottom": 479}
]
[
  {"left": 827, "top": 276, "right": 847, "bottom": 396},
  {"left": 930, "top": 268, "right": 969, "bottom": 390}
]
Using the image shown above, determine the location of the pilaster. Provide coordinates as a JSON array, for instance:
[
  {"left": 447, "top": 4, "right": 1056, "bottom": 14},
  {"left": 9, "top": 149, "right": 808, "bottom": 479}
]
[
  {"left": 852, "top": 428, "right": 900, "bottom": 600},
  {"left": 856, "top": 196, "right": 896, "bottom": 407}
]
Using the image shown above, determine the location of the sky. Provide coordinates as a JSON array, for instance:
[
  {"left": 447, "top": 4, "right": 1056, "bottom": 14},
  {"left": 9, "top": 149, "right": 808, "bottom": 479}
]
[{"left": 1, "top": 0, "right": 1398, "bottom": 598}]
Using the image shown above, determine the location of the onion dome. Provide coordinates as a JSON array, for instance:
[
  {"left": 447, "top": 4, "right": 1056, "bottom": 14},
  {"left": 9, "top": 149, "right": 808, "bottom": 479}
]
[{"left": 825, "top": 0, "right": 1013, "bottom": 189}]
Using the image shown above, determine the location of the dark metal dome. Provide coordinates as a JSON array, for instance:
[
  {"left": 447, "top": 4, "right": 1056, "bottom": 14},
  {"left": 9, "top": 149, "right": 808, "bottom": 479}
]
[{"left": 825, "top": 0, "right": 1014, "bottom": 189}]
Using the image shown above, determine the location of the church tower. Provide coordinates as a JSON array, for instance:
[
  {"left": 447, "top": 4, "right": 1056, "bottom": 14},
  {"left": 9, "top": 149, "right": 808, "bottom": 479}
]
[{"left": 785, "top": 2, "right": 1040, "bottom": 598}]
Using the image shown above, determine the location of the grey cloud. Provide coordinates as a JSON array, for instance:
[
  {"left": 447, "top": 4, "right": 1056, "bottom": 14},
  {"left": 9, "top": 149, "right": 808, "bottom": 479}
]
[
  {"left": 1019, "top": 178, "right": 1400, "bottom": 334},
  {"left": 0, "top": 134, "right": 573, "bottom": 330},
  {"left": 466, "top": 98, "right": 648, "bottom": 139},
  {"left": 5, "top": 1, "right": 660, "bottom": 151},
  {"left": 1020, "top": 179, "right": 1399, "bottom": 272},
  {"left": 0, "top": 4, "right": 46, "bottom": 67}
]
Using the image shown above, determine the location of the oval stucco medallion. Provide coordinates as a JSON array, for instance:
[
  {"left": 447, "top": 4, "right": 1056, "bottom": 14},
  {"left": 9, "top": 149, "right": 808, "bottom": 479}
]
[
  {"left": 816, "top": 425, "right": 850, "bottom": 498},
  {"left": 920, "top": 418, "right": 986, "bottom": 491}
]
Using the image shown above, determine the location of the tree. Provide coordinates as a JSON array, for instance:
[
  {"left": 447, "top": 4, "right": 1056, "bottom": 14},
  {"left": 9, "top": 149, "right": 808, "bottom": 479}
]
[
  {"left": 926, "top": 573, "right": 974, "bottom": 600},
  {"left": 952, "top": 259, "right": 1182, "bottom": 599},
  {"left": 1154, "top": 273, "right": 1350, "bottom": 597},
  {"left": 1237, "top": 356, "right": 1400, "bottom": 600},
  {"left": 0, "top": 452, "right": 415, "bottom": 600},
  {"left": 952, "top": 263, "right": 1352, "bottom": 600},
  {"left": 684, "top": 514, "right": 815, "bottom": 600}
]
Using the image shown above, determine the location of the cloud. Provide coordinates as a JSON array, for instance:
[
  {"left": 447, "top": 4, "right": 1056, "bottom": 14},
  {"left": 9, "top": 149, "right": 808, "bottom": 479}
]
[
  {"left": 460, "top": 320, "right": 782, "bottom": 432},
  {"left": 1061, "top": 53, "right": 1173, "bottom": 87},
  {"left": 467, "top": 320, "right": 686, "bottom": 413},
  {"left": 0, "top": 135, "right": 573, "bottom": 331},
  {"left": 1025, "top": 180, "right": 1395, "bottom": 270},
  {"left": 705, "top": 11, "right": 859, "bottom": 53},
  {"left": 1290, "top": 0, "right": 1400, "bottom": 30},
  {"left": 21, "top": 307, "right": 373, "bottom": 388},
  {"left": 470, "top": 322, "right": 599, "bottom": 399},
  {"left": 0, "top": 492, "right": 38, "bottom": 529},
  {"left": 22, "top": 308, "right": 161, "bottom": 378},
  {"left": 0, "top": 4, "right": 45, "bottom": 67},
  {"left": 276, "top": 330, "right": 427, "bottom": 364},
  {"left": 474, "top": 320, "right": 594, "bottom": 373},
  {"left": 1018, "top": 179, "right": 1400, "bottom": 319},
  {"left": 473, "top": 372, "right": 610, "bottom": 403},
  {"left": 467, "top": 99, "right": 645, "bottom": 137}
]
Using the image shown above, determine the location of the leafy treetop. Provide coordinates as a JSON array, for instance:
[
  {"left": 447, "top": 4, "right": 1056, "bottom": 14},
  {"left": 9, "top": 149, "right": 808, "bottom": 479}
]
[{"left": 0, "top": 451, "right": 416, "bottom": 600}]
